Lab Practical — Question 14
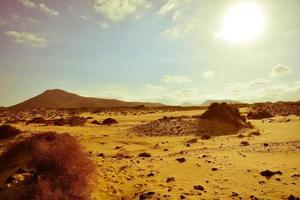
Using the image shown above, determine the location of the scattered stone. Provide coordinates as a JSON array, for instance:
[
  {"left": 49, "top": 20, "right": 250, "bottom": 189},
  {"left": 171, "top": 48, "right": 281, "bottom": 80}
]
[
  {"left": 201, "top": 134, "right": 211, "bottom": 140},
  {"left": 240, "top": 141, "right": 250, "bottom": 146},
  {"left": 250, "top": 131, "right": 261, "bottom": 136},
  {"left": 176, "top": 157, "right": 186, "bottom": 163},
  {"left": 91, "top": 120, "right": 101, "bottom": 125},
  {"left": 186, "top": 138, "right": 197, "bottom": 144},
  {"left": 231, "top": 192, "right": 239, "bottom": 197},
  {"left": 166, "top": 177, "right": 175, "bottom": 183},
  {"left": 97, "top": 153, "right": 105, "bottom": 158},
  {"left": 250, "top": 195, "right": 259, "bottom": 200},
  {"left": 211, "top": 167, "right": 218, "bottom": 171},
  {"left": 102, "top": 118, "right": 118, "bottom": 125},
  {"left": 147, "top": 172, "right": 154, "bottom": 177},
  {"left": 194, "top": 185, "right": 204, "bottom": 191},
  {"left": 260, "top": 170, "right": 282, "bottom": 179},
  {"left": 291, "top": 174, "right": 300, "bottom": 178},
  {"left": 288, "top": 195, "right": 300, "bottom": 200},
  {"left": 139, "top": 191, "right": 155, "bottom": 200},
  {"left": 138, "top": 152, "right": 151, "bottom": 158}
]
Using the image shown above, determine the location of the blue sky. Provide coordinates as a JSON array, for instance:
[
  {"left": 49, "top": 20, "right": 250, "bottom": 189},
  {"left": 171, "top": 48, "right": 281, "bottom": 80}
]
[{"left": 0, "top": 0, "right": 300, "bottom": 106}]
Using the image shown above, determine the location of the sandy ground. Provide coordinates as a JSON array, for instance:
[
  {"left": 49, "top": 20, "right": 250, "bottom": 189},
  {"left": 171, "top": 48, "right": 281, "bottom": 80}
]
[{"left": 0, "top": 109, "right": 300, "bottom": 199}]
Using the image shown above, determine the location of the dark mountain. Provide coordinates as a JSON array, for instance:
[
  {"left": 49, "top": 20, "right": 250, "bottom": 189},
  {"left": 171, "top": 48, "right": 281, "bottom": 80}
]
[{"left": 9, "top": 89, "right": 164, "bottom": 110}]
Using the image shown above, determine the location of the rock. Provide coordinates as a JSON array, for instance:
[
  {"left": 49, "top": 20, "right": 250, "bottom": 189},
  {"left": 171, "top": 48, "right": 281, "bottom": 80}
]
[
  {"left": 91, "top": 120, "right": 101, "bottom": 125},
  {"left": 139, "top": 191, "right": 155, "bottom": 200},
  {"left": 250, "top": 195, "right": 259, "bottom": 200},
  {"left": 16, "top": 168, "right": 27, "bottom": 174},
  {"left": 260, "top": 170, "right": 282, "bottom": 179},
  {"left": 231, "top": 192, "right": 239, "bottom": 197},
  {"left": 102, "top": 118, "right": 118, "bottom": 125},
  {"left": 288, "top": 195, "right": 300, "bottom": 200},
  {"left": 180, "top": 195, "right": 186, "bottom": 199},
  {"left": 263, "top": 143, "right": 269, "bottom": 147},
  {"left": 194, "top": 185, "right": 204, "bottom": 191},
  {"left": 147, "top": 172, "right": 154, "bottom": 177},
  {"left": 138, "top": 152, "right": 151, "bottom": 158},
  {"left": 176, "top": 157, "right": 186, "bottom": 163},
  {"left": 97, "top": 153, "right": 105, "bottom": 158},
  {"left": 201, "top": 134, "right": 211, "bottom": 140},
  {"left": 211, "top": 167, "right": 218, "bottom": 171},
  {"left": 113, "top": 153, "right": 131, "bottom": 159},
  {"left": 166, "top": 177, "right": 175, "bottom": 183},
  {"left": 186, "top": 138, "right": 197, "bottom": 144},
  {"left": 240, "top": 141, "right": 250, "bottom": 146},
  {"left": 250, "top": 131, "right": 261, "bottom": 136},
  {"left": 4, "top": 176, "right": 14, "bottom": 185},
  {"left": 291, "top": 174, "right": 300, "bottom": 178}
]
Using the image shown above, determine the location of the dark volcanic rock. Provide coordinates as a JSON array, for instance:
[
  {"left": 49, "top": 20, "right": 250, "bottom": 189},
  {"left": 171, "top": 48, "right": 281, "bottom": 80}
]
[
  {"left": 260, "top": 170, "right": 282, "bottom": 179},
  {"left": 139, "top": 191, "right": 155, "bottom": 200},
  {"left": 166, "top": 177, "right": 175, "bottom": 183},
  {"left": 194, "top": 185, "right": 205, "bottom": 191},
  {"left": 176, "top": 157, "right": 186, "bottom": 163},
  {"left": 138, "top": 152, "right": 151, "bottom": 158}
]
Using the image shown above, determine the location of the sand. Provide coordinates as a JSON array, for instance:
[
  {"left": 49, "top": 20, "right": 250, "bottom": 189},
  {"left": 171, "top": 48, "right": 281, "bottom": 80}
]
[{"left": 0, "top": 108, "right": 299, "bottom": 199}]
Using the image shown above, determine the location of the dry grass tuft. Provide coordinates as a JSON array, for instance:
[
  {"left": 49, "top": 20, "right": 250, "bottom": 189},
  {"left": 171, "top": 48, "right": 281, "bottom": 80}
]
[
  {"left": 0, "top": 132, "right": 95, "bottom": 200},
  {"left": 0, "top": 124, "right": 21, "bottom": 140}
]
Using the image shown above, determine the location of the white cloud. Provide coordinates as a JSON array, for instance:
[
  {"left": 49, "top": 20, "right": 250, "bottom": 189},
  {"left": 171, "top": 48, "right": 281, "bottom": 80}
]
[
  {"left": 79, "top": 16, "right": 89, "bottom": 21},
  {"left": 18, "top": 0, "right": 36, "bottom": 8},
  {"left": 158, "top": 0, "right": 182, "bottom": 16},
  {"left": 270, "top": 64, "right": 292, "bottom": 77},
  {"left": 93, "top": 0, "right": 150, "bottom": 23},
  {"left": 203, "top": 70, "right": 215, "bottom": 79},
  {"left": 227, "top": 79, "right": 269, "bottom": 93},
  {"left": 5, "top": 31, "right": 48, "bottom": 48},
  {"left": 39, "top": 3, "right": 60, "bottom": 17},
  {"left": 161, "top": 75, "right": 192, "bottom": 83},
  {"left": 161, "top": 23, "right": 194, "bottom": 39}
]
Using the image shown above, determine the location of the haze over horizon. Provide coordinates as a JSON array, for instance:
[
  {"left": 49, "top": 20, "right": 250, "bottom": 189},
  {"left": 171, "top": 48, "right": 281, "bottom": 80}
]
[{"left": 1, "top": 0, "right": 300, "bottom": 107}]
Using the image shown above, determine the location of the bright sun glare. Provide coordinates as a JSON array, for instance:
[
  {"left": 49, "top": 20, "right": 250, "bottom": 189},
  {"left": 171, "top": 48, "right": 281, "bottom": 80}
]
[{"left": 217, "top": 1, "right": 265, "bottom": 44}]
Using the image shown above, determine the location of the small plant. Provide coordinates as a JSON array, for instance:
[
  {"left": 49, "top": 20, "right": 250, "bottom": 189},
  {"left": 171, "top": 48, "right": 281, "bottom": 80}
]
[
  {"left": 0, "top": 125, "right": 21, "bottom": 140},
  {"left": 0, "top": 132, "right": 95, "bottom": 200}
]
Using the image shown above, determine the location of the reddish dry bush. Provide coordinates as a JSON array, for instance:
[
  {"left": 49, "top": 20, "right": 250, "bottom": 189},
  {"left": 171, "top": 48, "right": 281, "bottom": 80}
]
[
  {"left": 0, "top": 132, "right": 94, "bottom": 200},
  {"left": 0, "top": 124, "right": 21, "bottom": 140}
]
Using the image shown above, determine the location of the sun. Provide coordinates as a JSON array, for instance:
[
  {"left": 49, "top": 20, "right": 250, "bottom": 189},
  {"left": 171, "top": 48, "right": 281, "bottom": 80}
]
[{"left": 216, "top": 1, "right": 265, "bottom": 44}]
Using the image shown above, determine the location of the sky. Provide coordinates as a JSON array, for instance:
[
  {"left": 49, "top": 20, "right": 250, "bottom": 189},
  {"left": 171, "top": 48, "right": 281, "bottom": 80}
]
[{"left": 0, "top": 0, "right": 300, "bottom": 106}]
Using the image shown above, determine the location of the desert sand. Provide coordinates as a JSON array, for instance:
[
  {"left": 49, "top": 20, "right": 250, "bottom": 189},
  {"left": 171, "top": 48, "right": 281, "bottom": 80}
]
[{"left": 0, "top": 106, "right": 299, "bottom": 200}]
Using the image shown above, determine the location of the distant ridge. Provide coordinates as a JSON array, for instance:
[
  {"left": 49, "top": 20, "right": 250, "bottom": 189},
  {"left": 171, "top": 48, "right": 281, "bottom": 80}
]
[
  {"left": 9, "top": 89, "right": 164, "bottom": 110},
  {"left": 200, "top": 100, "right": 244, "bottom": 107}
]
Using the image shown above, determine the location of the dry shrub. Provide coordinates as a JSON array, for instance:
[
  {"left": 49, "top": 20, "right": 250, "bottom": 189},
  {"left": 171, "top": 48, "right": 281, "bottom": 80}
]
[
  {"left": 102, "top": 118, "right": 118, "bottom": 125},
  {"left": 247, "top": 109, "right": 273, "bottom": 119},
  {"left": 200, "top": 103, "right": 248, "bottom": 128},
  {"left": 66, "top": 116, "right": 87, "bottom": 126},
  {"left": 0, "top": 124, "right": 21, "bottom": 140},
  {"left": 0, "top": 132, "right": 94, "bottom": 200},
  {"left": 91, "top": 120, "right": 101, "bottom": 125},
  {"left": 27, "top": 117, "right": 48, "bottom": 124}
]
